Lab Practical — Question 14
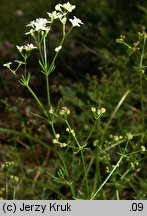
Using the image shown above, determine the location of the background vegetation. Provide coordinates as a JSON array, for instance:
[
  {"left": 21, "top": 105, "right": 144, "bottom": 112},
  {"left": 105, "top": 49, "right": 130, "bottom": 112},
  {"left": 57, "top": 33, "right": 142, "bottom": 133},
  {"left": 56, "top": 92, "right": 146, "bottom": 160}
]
[{"left": 0, "top": 0, "right": 146, "bottom": 199}]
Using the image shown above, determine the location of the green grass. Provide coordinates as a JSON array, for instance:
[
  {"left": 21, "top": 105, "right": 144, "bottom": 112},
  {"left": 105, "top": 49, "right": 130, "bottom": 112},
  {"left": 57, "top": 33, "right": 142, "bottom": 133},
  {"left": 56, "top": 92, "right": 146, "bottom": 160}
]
[{"left": 0, "top": 67, "right": 146, "bottom": 199}]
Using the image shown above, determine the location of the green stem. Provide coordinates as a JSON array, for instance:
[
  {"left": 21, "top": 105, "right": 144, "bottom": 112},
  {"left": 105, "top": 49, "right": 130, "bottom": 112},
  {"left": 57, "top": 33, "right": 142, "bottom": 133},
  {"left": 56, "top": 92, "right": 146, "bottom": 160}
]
[
  {"left": 13, "top": 186, "right": 16, "bottom": 200},
  {"left": 27, "top": 85, "right": 48, "bottom": 117},
  {"left": 49, "top": 26, "right": 73, "bottom": 72},
  {"left": 101, "top": 90, "right": 130, "bottom": 143},
  {"left": 116, "top": 189, "right": 120, "bottom": 200},
  {"left": 140, "top": 74, "right": 144, "bottom": 132},
  {"left": 80, "top": 151, "right": 90, "bottom": 198},
  {"left": 38, "top": 44, "right": 44, "bottom": 65},
  {"left": 46, "top": 74, "right": 51, "bottom": 109},
  {"left": 43, "top": 37, "right": 47, "bottom": 65},
  {"left": 91, "top": 139, "right": 129, "bottom": 200},
  {"left": 90, "top": 154, "right": 124, "bottom": 200},
  {"left": 65, "top": 119, "right": 90, "bottom": 198},
  {"left": 5, "top": 174, "right": 8, "bottom": 199},
  {"left": 95, "top": 150, "right": 102, "bottom": 194},
  {"left": 139, "top": 37, "right": 146, "bottom": 135},
  {"left": 70, "top": 183, "right": 76, "bottom": 198},
  {"left": 24, "top": 56, "right": 27, "bottom": 77},
  {"left": 43, "top": 37, "right": 51, "bottom": 108},
  {"left": 50, "top": 122, "right": 56, "bottom": 136},
  {"left": 45, "top": 26, "right": 74, "bottom": 108},
  {"left": 85, "top": 117, "right": 99, "bottom": 145}
]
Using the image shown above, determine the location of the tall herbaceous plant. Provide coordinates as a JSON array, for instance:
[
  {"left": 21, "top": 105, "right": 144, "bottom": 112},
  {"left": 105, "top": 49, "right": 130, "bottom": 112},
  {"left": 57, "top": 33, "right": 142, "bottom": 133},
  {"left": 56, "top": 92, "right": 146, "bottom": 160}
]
[{"left": 3, "top": 2, "right": 97, "bottom": 199}]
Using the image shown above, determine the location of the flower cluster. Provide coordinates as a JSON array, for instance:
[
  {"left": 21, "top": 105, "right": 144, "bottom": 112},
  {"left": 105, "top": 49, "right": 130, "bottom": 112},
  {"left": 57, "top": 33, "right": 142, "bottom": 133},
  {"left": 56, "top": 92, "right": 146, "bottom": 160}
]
[
  {"left": 110, "top": 134, "right": 123, "bottom": 142},
  {"left": 69, "top": 16, "right": 83, "bottom": 27},
  {"left": 26, "top": 18, "right": 51, "bottom": 35},
  {"left": 59, "top": 106, "right": 70, "bottom": 116},
  {"left": 4, "top": 2, "right": 83, "bottom": 74},
  {"left": 66, "top": 127, "right": 75, "bottom": 137},
  {"left": 48, "top": 106, "right": 58, "bottom": 123},
  {"left": 16, "top": 44, "right": 37, "bottom": 53},
  {"left": 3, "top": 62, "right": 12, "bottom": 69},
  {"left": 138, "top": 29, "right": 147, "bottom": 39},
  {"left": 55, "top": 46, "right": 62, "bottom": 52},
  {"left": 55, "top": 2, "right": 76, "bottom": 12},
  {"left": 1, "top": 161, "right": 15, "bottom": 170},
  {"left": 10, "top": 175, "right": 19, "bottom": 185},
  {"left": 130, "top": 161, "right": 139, "bottom": 170},
  {"left": 126, "top": 133, "right": 133, "bottom": 141},
  {"left": 26, "top": 2, "right": 83, "bottom": 36},
  {"left": 51, "top": 2, "right": 83, "bottom": 27},
  {"left": 116, "top": 34, "right": 140, "bottom": 53},
  {"left": 3, "top": 44, "right": 37, "bottom": 73},
  {"left": 93, "top": 139, "right": 99, "bottom": 147},
  {"left": 53, "top": 134, "right": 67, "bottom": 147},
  {"left": 49, "top": 106, "right": 54, "bottom": 114},
  {"left": 141, "top": 145, "right": 146, "bottom": 152},
  {"left": 91, "top": 107, "right": 106, "bottom": 119},
  {"left": 116, "top": 35, "right": 126, "bottom": 44}
]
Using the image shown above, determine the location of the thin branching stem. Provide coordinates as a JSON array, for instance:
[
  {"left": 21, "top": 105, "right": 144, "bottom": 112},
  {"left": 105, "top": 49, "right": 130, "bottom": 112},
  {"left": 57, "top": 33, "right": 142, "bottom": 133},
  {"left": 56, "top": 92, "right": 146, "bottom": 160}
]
[
  {"left": 90, "top": 154, "right": 124, "bottom": 200},
  {"left": 27, "top": 85, "right": 48, "bottom": 117},
  {"left": 65, "top": 119, "right": 90, "bottom": 198},
  {"left": 139, "top": 37, "right": 146, "bottom": 136}
]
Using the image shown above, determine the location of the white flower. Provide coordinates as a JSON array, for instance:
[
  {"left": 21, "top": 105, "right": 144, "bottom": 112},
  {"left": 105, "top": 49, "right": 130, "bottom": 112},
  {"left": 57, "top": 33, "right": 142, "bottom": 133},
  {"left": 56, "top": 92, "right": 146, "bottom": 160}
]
[
  {"left": 96, "top": 109, "right": 101, "bottom": 115},
  {"left": 16, "top": 44, "right": 37, "bottom": 52},
  {"left": 49, "top": 106, "right": 54, "bottom": 114},
  {"left": 91, "top": 107, "right": 96, "bottom": 113},
  {"left": 69, "top": 16, "right": 83, "bottom": 27},
  {"left": 61, "top": 17, "right": 67, "bottom": 24},
  {"left": 71, "top": 129, "right": 75, "bottom": 137},
  {"left": 96, "top": 107, "right": 106, "bottom": 115},
  {"left": 141, "top": 145, "right": 146, "bottom": 152},
  {"left": 16, "top": 45, "right": 24, "bottom": 52},
  {"left": 34, "top": 18, "right": 50, "bottom": 31},
  {"left": 62, "top": 2, "right": 76, "bottom": 12},
  {"left": 53, "top": 139, "right": 58, "bottom": 144},
  {"left": 55, "top": 4, "right": 62, "bottom": 12},
  {"left": 10, "top": 175, "right": 19, "bottom": 184},
  {"left": 55, "top": 2, "right": 75, "bottom": 13},
  {"left": 55, "top": 134, "right": 60, "bottom": 140},
  {"left": 66, "top": 128, "right": 75, "bottom": 137},
  {"left": 101, "top": 108, "right": 106, "bottom": 114},
  {"left": 26, "top": 18, "right": 50, "bottom": 32},
  {"left": 55, "top": 46, "right": 62, "bottom": 52},
  {"left": 59, "top": 106, "right": 70, "bottom": 115},
  {"left": 29, "top": 18, "right": 49, "bottom": 27},
  {"left": 3, "top": 62, "right": 12, "bottom": 68},
  {"left": 25, "top": 43, "right": 37, "bottom": 51},
  {"left": 15, "top": 60, "right": 25, "bottom": 65},
  {"left": 52, "top": 134, "right": 67, "bottom": 148},
  {"left": 25, "top": 29, "right": 35, "bottom": 35},
  {"left": 126, "top": 133, "right": 133, "bottom": 141},
  {"left": 47, "top": 11, "right": 63, "bottom": 21},
  {"left": 60, "top": 143, "right": 67, "bottom": 147}
]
